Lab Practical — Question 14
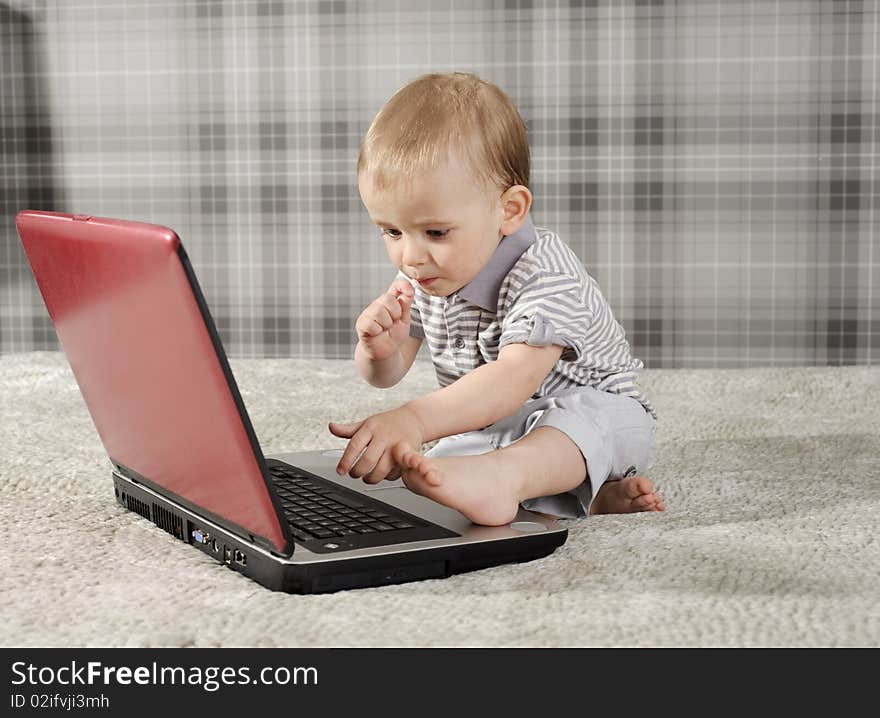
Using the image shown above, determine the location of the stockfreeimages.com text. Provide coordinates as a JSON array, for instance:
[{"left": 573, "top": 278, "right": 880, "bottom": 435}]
[{"left": 11, "top": 661, "right": 317, "bottom": 692}]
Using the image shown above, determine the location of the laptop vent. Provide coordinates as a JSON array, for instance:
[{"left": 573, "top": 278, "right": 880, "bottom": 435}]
[
  {"left": 151, "top": 503, "right": 183, "bottom": 540},
  {"left": 125, "top": 495, "right": 151, "bottom": 521}
]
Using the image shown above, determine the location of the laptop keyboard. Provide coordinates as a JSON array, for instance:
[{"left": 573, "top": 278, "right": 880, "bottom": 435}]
[{"left": 267, "top": 461, "right": 430, "bottom": 546}]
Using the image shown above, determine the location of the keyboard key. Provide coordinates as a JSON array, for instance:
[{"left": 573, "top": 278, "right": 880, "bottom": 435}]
[
  {"left": 369, "top": 521, "right": 395, "bottom": 531},
  {"left": 325, "top": 492, "right": 367, "bottom": 510}
]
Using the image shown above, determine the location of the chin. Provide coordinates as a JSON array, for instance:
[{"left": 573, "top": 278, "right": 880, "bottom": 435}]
[{"left": 425, "top": 282, "right": 454, "bottom": 297}]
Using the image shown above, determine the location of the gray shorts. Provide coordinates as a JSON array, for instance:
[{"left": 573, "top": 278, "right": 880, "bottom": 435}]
[{"left": 424, "top": 386, "right": 657, "bottom": 518}]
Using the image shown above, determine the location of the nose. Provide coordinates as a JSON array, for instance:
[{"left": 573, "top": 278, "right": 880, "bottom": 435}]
[{"left": 400, "top": 235, "right": 426, "bottom": 269}]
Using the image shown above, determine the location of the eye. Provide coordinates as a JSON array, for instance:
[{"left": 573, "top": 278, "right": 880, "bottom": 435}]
[
  {"left": 426, "top": 229, "right": 449, "bottom": 238},
  {"left": 381, "top": 228, "right": 401, "bottom": 239}
]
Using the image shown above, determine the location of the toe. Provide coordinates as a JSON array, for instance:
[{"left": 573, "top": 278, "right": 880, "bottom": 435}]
[
  {"left": 647, "top": 495, "right": 664, "bottom": 511},
  {"left": 634, "top": 476, "right": 654, "bottom": 496},
  {"left": 622, "top": 476, "right": 654, "bottom": 500},
  {"left": 392, "top": 443, "right": 413, "bottom": 465},
  {"left": 401, "top": 472, "right": 426, "bottom": 496},
  {"left": 424, "top": 468, "right": 443, "bottom": 487},
  {"left": 632, "top": 493, "right": 658, "bottom": 511}
]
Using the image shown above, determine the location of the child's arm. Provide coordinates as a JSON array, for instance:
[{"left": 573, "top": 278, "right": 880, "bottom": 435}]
[
  {"left": 353, "top": 279, "right": 419, "bottom": 388},
  {"left": 403, "top": 342, "right": 564, "bottom": 443},
  {"left": 355, "top": 333, "right": 422, "bottom": 388},
  {"left": 331, "top": 341, "right": 563, "bottom": 480}
]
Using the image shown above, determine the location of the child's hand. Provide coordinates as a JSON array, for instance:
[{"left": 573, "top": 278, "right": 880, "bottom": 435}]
[
  {"left": 328, "top": 406, "right": 425, "bottom": 484},
  {"left": 355, "top": 279, "right": 415, "bottom": 361}
]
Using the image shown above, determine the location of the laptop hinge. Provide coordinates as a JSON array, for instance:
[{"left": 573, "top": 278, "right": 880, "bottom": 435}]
[
  {"left": 114, "top": 463, "right": 135, "bottom": 481},
  {"left": 251, "top": 535, "right": 276, "bottom": 551}
]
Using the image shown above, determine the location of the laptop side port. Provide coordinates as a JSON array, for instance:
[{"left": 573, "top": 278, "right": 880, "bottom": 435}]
[
  {"left": 187, "top": 521, "right": 216, "bottom": 555},
  {"left": 186, "top": 519, "right": 243, "bottom": 568}
]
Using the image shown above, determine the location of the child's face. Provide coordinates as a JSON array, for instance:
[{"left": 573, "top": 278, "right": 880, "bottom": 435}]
[{"left": 358, "top": 158, "right": 505, "bottom": 297}]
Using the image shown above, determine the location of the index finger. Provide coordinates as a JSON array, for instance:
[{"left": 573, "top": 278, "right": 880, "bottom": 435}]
[
  {"left": 388, "top": 278, "right": 415, "bottom": 299},
  {"left": 337, "top": 430, "right": 372, "bottom": 476}
]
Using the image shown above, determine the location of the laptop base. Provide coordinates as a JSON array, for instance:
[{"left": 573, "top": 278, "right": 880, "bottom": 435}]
[{"left": 113, "top": 473, "right": 568, "bottom": 594}]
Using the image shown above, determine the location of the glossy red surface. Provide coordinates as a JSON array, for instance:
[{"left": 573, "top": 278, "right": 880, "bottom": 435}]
[{"left": 17, "top": 211, "right": 287, "bottom": 552}]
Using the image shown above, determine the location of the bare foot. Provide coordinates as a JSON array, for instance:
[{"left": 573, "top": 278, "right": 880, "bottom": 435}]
[
  {"left": 589, "top": 476, "right": 665, "bottom": 515},
  {"left": 395, "top": 445, "right": 522, "bottom": 526}
]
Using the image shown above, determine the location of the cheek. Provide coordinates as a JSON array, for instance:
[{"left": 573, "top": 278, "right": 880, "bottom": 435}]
[
  {"left": 443, "top": 247, "right": 470, "bottom": 273},
  {"left": 384, "top": 241, "right": 400, "bottom": 264}
]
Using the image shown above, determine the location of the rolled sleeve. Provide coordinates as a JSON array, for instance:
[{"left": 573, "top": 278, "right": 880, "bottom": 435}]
[{"left": 498, "top": 272, "right": 591, "bottom": 362}]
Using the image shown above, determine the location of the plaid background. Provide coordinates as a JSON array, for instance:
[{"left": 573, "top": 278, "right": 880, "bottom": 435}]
[{"left": 1, "top": 0, "right": 877, "bottom": 367}]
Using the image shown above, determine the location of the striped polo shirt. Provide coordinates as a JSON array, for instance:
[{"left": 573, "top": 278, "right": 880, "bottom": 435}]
[{"left": 398, "top": 214, "right": 657, "bottom": 420}]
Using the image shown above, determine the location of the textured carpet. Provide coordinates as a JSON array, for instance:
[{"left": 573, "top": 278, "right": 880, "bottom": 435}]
[{"left": 1, "top": 352, "right": 878, "bottom": 647}]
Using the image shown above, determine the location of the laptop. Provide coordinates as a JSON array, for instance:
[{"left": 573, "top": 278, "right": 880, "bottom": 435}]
[{"left": 16, "top": 210, "right": 567, "bottom": 594}]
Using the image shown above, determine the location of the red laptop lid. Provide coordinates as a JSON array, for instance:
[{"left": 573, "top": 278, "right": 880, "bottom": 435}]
[{"left": 16, "top": 210, "right": 290, "bottom": 554}]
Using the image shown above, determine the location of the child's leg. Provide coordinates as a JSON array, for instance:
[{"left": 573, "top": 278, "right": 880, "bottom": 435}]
[
  {"left": 395, "top": 425, "right": 662, "bottom": 526},
  {"left": 395, "top": 426, "right": 583, "bottom": 525},
  {"left": 394, "top": 388, "right": 662, "bottom": 526}
]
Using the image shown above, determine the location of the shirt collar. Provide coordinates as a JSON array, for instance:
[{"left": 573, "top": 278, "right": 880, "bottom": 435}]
[{"left": 456, "top": 214, "right": 538, "bottom": 312}]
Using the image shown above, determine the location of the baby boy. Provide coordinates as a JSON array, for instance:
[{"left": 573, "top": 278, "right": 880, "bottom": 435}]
[{"left": 329, "top": 72, "right": 663, "bottom": 525}]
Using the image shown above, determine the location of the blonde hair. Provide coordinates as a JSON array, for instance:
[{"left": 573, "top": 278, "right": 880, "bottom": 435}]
[{"left": 357, "top": 72, "right": 530, "bottom": 193}]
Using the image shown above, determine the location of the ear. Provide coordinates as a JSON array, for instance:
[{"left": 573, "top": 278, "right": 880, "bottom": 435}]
[{"left": 498, "top": 185, "right": 533, "bottom": 236}]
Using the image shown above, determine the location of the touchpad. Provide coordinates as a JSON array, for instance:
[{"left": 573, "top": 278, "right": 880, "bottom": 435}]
[
  {"left": 509, "top": 521, "right": 547, "bottom": 533},
  {"left": 361, "top": 478, "right": 405, "bottom": 491}
]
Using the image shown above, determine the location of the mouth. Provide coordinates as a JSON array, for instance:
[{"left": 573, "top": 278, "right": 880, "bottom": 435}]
[{"left": 416, "top": 277, "right": 437, "bottom": 287}]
